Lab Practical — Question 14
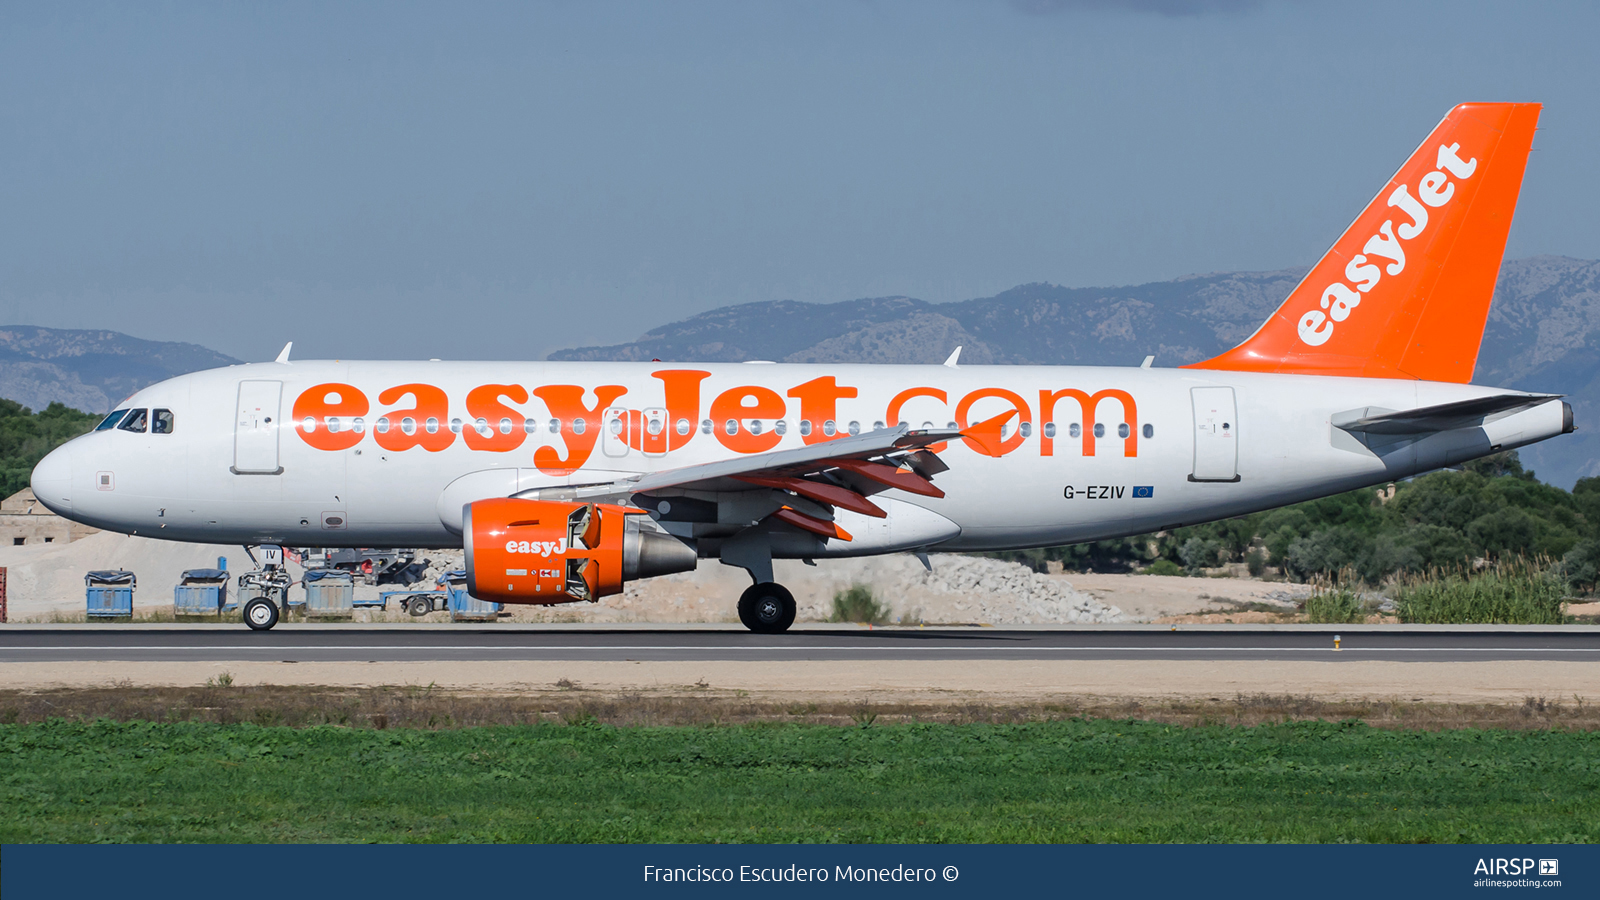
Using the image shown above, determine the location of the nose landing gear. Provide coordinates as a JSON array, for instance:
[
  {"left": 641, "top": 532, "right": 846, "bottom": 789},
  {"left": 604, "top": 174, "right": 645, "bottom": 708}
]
[
  {"left": 243, "top": 596, "right": 280, "bottom": 631},
  {"left": 239, "top": 544, "right": 292, "bottom": 631},
  {"left": 737, "top": 583, "right": 796, "bottom": 634}
]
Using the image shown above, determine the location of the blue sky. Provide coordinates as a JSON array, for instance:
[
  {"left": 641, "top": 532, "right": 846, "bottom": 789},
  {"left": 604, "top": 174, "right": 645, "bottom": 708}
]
[{"left": 2, "top": 1, "right": 1596, "bottom": 361}]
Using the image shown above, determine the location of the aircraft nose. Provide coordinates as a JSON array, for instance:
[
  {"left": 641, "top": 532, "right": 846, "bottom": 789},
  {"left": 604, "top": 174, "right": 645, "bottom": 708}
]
[{"left": 30, "top": 444, "right": 73, "bottom": 513}]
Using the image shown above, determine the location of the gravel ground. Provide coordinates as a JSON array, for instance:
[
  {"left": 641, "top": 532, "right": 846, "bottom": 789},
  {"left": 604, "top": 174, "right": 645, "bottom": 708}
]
[{"left": 2, "top": 659, "right": 1595, "bottom": 705}]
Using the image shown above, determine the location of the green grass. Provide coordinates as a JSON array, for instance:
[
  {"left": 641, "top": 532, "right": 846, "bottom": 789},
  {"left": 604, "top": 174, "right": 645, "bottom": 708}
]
[
  {"left": 2, "top": 718, "right": 1596, "bottom": 843},
  {"left": 1305, "top": 589, "right": 1365, "bottom": 624},
  {"left": 1396, "top": 567, "right": 1569, "bottom": 624}
]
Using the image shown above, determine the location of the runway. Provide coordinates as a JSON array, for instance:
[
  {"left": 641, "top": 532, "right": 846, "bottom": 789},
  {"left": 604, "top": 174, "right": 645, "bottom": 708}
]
[{"left": 3, "top": 626, "right": 1599, "bottom": 663}]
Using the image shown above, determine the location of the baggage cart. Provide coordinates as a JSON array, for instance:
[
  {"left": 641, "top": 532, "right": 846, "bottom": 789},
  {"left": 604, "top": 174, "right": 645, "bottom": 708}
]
[
  {"left": 302, "top": 569, "right": 355, "bottom": 617},
  {"left": 440, "top": 570, "right": 501, "bottom": 622},
  {"left": 86, "top": 570, "right": 135, "bottom": 618},
  {"left": 174, "top": 568, "right": 231, "bottom": 615}
]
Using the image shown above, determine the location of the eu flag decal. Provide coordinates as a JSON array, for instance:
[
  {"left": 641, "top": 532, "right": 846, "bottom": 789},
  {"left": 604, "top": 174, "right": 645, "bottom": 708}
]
[{"left": 1132, "top": 486, "right": 1155, "bottom": 498}]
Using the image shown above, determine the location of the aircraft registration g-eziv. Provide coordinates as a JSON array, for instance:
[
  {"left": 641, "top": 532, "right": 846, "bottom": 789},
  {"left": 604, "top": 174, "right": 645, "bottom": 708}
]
[{"left": 30, "top": 102, "right": 1575, "bottom": 632}]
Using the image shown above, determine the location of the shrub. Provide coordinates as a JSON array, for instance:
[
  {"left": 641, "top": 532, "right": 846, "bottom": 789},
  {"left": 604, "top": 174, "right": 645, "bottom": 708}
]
[
  {"left": 1142, "top": 559, "right": 1184, "bottom": 577},
  {"left": 1563, "top": 540, "right": 1600, "bottom": 595},
  {"left": 1305, "top": 590, "right": 1364, "bottom": 624},
  {"left": 1395, "top": 565, "right": 1568, "bottom": 624},
  {"left": 830, "top": 584, "right": 888, "bottom": 624},
  {"left": 1178, "top": 537, "right": 1223, "bottom": 573},
  {"left": 1245, "top": 548, "right": 1267, "bottom": 577}
]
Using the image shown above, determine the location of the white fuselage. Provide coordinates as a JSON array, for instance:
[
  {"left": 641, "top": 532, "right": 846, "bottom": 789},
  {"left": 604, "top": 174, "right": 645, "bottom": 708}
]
[{"left": 29, "top": 360, "right": 1568, "bottom": 554}]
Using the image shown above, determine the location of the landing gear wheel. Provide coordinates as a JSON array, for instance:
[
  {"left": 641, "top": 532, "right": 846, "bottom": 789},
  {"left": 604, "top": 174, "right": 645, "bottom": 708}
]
[
  {"left": 738, "top": 583, "right": 796, "bottom": 634},
  {"left": 244, "top": 597, "right": 279, "bottom": 631},
  {"left": 408, "top": 596, "right": 434, "bottom": 617}
]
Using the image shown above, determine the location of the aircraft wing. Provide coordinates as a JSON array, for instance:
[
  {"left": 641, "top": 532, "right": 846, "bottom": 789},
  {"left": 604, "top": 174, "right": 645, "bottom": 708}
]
[
  {"left": 629, "top": 424, "right": 958, "bottom": 494},
  {"left": 1334, "top": 393, "right": 1562, "bottom": 436},
  {"left": 623, "top": 423, "right": 971, "bottom": 540},
  {"left": 511, "top": 413, "right": 1014, "bottom": 540}
]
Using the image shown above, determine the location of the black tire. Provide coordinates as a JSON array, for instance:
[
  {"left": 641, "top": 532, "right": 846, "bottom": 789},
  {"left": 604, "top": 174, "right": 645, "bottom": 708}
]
[
  {"left": 408, "top": 596, "right": 433, "bottom": 617},
  {"left": 243, "top": 597, "right": 279, "bottom": 631},
  {"left": 738, "top": 583, "right": 796, "bottom": 634}
]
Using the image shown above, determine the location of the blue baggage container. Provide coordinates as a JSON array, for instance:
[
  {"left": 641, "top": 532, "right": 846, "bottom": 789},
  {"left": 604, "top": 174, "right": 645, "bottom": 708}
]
[
  {"left": 86, "top": 570, "right": 135, "bottom": 618},
  {"left": 174, "top": 568, "right": 230, "bottom": 615},
  {"left": 441, "top": 570, "right": 500, "bottom": 621},
  {"left": 302, "top": 569, "right": 355, "bottom": 616}
]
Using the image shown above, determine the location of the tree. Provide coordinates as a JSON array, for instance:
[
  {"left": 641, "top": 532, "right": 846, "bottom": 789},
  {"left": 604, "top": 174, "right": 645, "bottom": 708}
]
[{"left": 0, "top": 400, "right": 100, "bottom": 497}]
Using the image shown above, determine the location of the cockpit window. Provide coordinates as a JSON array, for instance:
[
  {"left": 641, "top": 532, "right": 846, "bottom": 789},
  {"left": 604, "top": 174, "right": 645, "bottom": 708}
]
[
  {"left": 117, "top": 408, "right": 149, "bottom": 433},
  {"left": 153, "top": 409, "right": 174, "bottom": 434},
  {"left": 95, "top": 410, "right": 129, "bottom": 432}
]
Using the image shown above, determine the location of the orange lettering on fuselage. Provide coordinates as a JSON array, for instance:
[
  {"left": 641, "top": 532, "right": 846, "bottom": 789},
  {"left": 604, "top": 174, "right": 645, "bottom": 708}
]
[
  {"left": 626, "top": 370, "right": 711, "bottom": 452},
  {"left": 463, "top": 384, "right": 529, "bottom": 452},
  {"left": 787, "top": 376, "right": 856, "bottom": 445},
  {"left": 287, "top": 377, "right": 1143, "bottom": 460},
  {"left": 292, "top": 383, "right": 369, "bottom": 451},
  {"left": 374, "top": 384, "right": 455, "bottom": 452},
  {"left": 531, "top": 384, "right": 628, "bottom": 475},
  {"left": 954, "top": 388, "right": 1031, "bottom": 457},
  {"left": 710, "top": 385, "right": 787, "bottom": 454},
  {"left": 1039, "top": 388, "right": 1137, "bottom": 457}
]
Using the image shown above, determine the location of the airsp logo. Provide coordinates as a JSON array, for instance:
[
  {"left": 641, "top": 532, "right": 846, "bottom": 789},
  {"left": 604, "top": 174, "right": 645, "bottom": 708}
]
[
  {"left": 1474, "top": 858, "right": 1545, "bottom": 876},
  {"left": 1540, "top": 859, "right": 1559, "bottom": 877}
]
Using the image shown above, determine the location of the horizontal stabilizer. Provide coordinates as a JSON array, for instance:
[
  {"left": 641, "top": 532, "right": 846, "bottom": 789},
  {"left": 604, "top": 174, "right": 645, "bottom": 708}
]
[{"left": 1333, "top": 393, "right": 1560, "bottom": 436}]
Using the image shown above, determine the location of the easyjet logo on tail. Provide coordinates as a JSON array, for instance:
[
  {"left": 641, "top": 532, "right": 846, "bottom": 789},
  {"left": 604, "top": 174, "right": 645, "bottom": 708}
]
[
  {"left": 1297, "top": 142, "right": 1477, "bottom": 347},
  {"left": 1187, "top": 102, "right": 1539, "bottom": 383}
]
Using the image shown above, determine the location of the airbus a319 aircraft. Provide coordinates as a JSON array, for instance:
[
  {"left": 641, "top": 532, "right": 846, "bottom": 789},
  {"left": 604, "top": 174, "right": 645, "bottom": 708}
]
[{"left": 30, "top": 102, "right": 1575, "bottom": 632}]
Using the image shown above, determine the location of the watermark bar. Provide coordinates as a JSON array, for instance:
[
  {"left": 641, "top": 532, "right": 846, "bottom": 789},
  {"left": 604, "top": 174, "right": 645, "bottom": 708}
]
[{"left": 2, "top": 844, "right": 1593, "bottom": 898}]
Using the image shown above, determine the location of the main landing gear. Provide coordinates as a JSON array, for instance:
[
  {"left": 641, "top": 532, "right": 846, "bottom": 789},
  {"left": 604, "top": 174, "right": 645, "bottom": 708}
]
[{"left": 738, "top": 583, "right": 796, "bottom": 634}]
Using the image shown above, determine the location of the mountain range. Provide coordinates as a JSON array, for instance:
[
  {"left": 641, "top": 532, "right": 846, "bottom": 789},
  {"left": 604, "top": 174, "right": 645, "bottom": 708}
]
[
  {"left": 553, "top": 255, "right": 1600, "bottom": 488},
  {"left": 0, "top": 327, "right": 240, "bottom": 416},
  {"left": 1, "top": 256, "right": 1593, "bottom": 488}
]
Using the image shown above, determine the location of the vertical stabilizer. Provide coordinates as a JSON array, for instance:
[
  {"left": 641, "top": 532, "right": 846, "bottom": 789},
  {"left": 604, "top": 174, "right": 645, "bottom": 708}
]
[{"left": 1187, "top": 102, "right": 1540, "bottom": 383}]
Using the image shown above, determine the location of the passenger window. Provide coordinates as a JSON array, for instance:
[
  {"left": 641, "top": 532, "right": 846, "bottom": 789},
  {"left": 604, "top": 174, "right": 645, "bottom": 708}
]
[
  {"left": 1117, "top": 423, "right": 1129, "bottom": 439},
  {"left": 153, "top": 409, "right": 175, "bottom": 434},
  {"left": 799, "top": 420, "right": 812, "bottom": 436},
  {"left": 1044, "top": 422, "right": 1056, "bottom": 438},
  {"left": 1143, "top": 423, "right": 1155, "bottom": 439},
  {"left": 1093, "top": 423, "right": 1105, "bottom": 438},
  {"left": 118, "top": 409, "right": 149, "bottom": 433},
  {"left": 96, "top": 410, "right": 130, "bottom": 431},
  {"left": 1069, "top": 423, "right": 1081, "bottom": 438}
]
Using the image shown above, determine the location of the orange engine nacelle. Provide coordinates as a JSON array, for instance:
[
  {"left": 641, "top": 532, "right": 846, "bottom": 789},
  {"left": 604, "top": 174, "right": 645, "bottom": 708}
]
[{"left": 463, "top": 498, "right": 696, "bottom": 605}]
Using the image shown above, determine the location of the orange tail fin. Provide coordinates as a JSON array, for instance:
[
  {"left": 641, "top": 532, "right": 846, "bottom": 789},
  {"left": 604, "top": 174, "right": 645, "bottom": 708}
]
[{"left": 1186, "top": 102, "right": 1540, "bottom": 383}]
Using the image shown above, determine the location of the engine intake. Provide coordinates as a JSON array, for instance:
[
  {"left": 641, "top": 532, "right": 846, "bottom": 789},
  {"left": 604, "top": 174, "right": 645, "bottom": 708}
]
[{"left": 463, "top": 498, "right": 697, "bottom": 604}]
